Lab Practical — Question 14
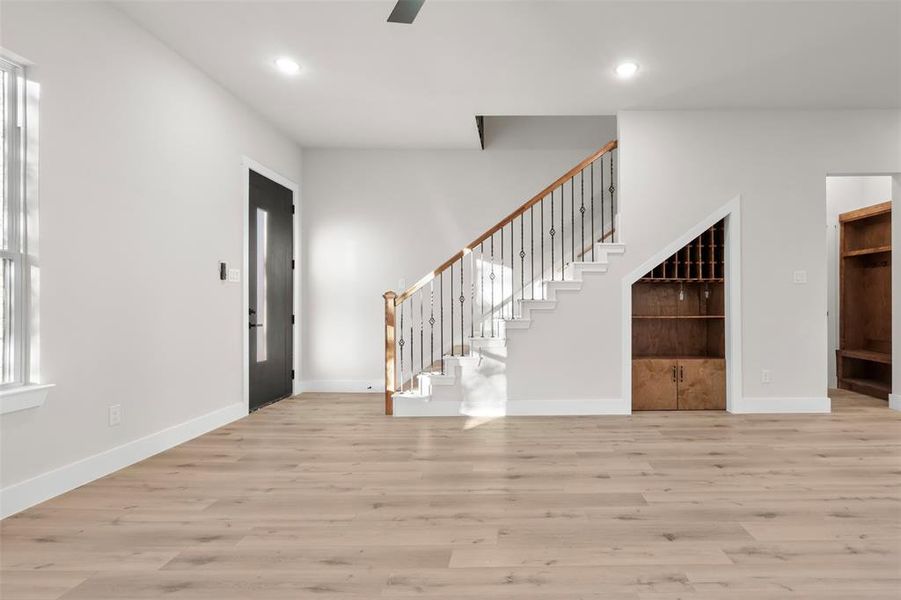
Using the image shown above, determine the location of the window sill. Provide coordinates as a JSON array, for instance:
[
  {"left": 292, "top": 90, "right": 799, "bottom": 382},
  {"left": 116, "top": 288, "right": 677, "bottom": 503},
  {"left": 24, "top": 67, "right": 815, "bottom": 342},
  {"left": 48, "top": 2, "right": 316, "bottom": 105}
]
[{"left": 0, "top": 383, "right": 55, "bottom": 415}]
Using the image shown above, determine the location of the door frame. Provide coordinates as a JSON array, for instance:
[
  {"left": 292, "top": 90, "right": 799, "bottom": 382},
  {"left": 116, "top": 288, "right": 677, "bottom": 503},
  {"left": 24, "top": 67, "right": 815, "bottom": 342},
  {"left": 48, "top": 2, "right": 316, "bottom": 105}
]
[
  {"left": 241, "top": 157, "right": 301, "bottom": 413},
  {"left": 621, "top": 195, "right": 743, "bottom": 413}
]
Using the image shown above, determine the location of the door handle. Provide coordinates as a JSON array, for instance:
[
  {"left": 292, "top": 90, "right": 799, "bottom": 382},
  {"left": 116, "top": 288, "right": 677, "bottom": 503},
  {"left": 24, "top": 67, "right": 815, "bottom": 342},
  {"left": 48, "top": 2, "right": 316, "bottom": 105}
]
[
  {"left": 672, "top": 365, "right": 677, "bottom": 382},
  {"left": 249, "top": 323, "right": 263, "bottom": 328},
  {"left": 680, "top": 365, "right": 684, "bottom": 382}
]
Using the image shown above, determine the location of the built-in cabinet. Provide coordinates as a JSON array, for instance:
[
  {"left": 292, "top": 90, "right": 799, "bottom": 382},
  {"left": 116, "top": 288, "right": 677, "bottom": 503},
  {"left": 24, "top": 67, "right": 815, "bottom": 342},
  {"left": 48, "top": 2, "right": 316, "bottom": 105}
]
[
  {"left": 837, "top": 201, "right": 891, "bottom": 399},
  {"left": 632, "top": 220, "right": 726, "bottom": 410}
]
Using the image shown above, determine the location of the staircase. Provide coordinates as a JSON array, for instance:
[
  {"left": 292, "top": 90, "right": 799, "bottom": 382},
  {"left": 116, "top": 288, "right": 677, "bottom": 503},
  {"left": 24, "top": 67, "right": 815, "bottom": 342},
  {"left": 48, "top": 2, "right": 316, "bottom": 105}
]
[{"left": 383, "top": 140, "right": 622, "bottom": 416}]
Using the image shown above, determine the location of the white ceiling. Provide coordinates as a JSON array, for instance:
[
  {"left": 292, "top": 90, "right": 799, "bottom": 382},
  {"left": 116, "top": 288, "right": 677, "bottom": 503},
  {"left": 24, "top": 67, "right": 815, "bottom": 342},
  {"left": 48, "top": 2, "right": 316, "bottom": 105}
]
[{"left": 116, "top": 1, "right": 901, "bottom": 149}]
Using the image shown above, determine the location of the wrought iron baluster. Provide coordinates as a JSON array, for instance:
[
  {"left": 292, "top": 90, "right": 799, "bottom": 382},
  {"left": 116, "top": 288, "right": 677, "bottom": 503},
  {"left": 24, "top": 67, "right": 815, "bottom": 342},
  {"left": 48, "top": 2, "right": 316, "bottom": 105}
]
[
  {"left": 490, "top": 234, "right": 495, "bottom": 337},
  {"left": 459, "top": 257, "right": 464, "bottom": 355},
  {"left": 600, "top": 156, "right": 605, "bottom": 244},
  {"left": 449, "top": 262, "right": 454, "bottom": 357},
  {"left": 549, "top": 191, "right": 555, "bottom": 280},
  {"left": 580, "top": 170, "right": 585, "bottom": 260},
  {"left": 541, "top": 198, "right": 545, "bottom": 293},
  {"left": 591, "top": 161, "right": 596, "bottom": 261},
  {"left": 480, "top": 241, "right": 485, "bottom": 337},
  {"left": 419, "top": 290, "right": 423, "bottom": 390},
  {"left": 560, "top": 183, "right": 564, "bottom": 279},
  {"left": 398, "top": 301, "right": 405, "bottom": 392},
  {"left": 501, "top": 227, "right": 505, "bottom": 319},
  {"left": 469, "top": 250, "right": 474, "bottom": 346},
  {"left": 510, "top": 221, "right": 516, "bottom": 319},
  {"left": 530, "top": 205, "right": 535, "bottom": 299},
  {"left": 609, "top": 151, "right": 616, "bottom": 242},
  {"left": 519, "top": 215, "right": 525, "bottom": 310},
  {"left": 570, "top": 176, "right": 575, "bottom": 266},
  {"left": 429, "top": 280, "right": 434, "bottom": 372}
]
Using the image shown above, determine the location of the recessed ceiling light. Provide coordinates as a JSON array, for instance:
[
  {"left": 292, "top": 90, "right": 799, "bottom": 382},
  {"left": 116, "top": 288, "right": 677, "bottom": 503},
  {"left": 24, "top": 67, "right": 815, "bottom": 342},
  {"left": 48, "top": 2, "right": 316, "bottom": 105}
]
[
  {"left": 615, "top": 61, "right": 639, "bottom": 79},
  {"left": 274, "top": 57, "right": 301, "bottom": 75}
]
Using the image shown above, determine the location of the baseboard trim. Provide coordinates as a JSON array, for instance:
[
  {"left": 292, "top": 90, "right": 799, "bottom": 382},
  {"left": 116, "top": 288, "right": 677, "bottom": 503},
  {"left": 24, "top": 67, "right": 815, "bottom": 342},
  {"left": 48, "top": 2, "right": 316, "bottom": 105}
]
[
  {"left": 300, "top": 380, "right": 383, "bottom": 393},
  {"left": 394, "top": 398, "right": 629, "bottom": 417},
  {"left": 0, "top": 402, "right": 246, "bottom": 519},
  {"left": 890, "top": 394, "right": 901, "bottom": 412},
  {"left": 730, "top": 396, "right": 831, "bottom": 414}
]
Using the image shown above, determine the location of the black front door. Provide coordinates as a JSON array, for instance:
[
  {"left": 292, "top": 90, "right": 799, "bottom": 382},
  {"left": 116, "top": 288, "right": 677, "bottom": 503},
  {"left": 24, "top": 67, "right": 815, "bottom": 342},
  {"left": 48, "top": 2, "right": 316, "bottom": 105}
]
[{"left": 248, "top": 170, "right": 293, "bottom": 411}]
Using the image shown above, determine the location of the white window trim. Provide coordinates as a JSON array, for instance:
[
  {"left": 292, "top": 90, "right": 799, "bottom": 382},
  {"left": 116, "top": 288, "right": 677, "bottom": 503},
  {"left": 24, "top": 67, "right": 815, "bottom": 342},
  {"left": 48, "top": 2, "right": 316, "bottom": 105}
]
[{"left": 0, "top": 51, "right": 52, "bottom": 413}]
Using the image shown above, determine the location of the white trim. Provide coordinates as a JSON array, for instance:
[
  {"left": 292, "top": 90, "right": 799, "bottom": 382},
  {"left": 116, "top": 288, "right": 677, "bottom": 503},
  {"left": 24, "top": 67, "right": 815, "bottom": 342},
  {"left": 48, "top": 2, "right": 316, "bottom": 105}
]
[
  {"left": 724, "top": 203, "right": 743, "bottom": 413},
  {"left": 0, "top": 383, "right": 53, "bottom": 414},
  {"left": 0, "top": 402, "right": 245, "bottom": 518},
  {"left": 621, "top": 196, "right": 743, "bottom": 414},
  {"left": 241, "top": 157, "right": 301, "bottom": 412},
  {"left": 0, "top": 56, "right": 30, "bottom": 386},
  {"left": 393, "top": 398, "right": 629, "bottom": 418},
  {"left": 730, "top": 396, "right": 831, "bottom": 414},
  {"left": 890, "top": 394, "right": 901, "bottom": 412},
  {"left": 300, "top": 379, "right": 383, "bottom": 394}
]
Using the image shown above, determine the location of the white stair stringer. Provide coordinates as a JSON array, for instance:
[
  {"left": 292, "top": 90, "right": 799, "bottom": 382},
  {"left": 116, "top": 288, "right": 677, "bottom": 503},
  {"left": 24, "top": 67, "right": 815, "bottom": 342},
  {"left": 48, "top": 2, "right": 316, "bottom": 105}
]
[{"left": 392, "top": 242, "right": 625, "bottom": 417}]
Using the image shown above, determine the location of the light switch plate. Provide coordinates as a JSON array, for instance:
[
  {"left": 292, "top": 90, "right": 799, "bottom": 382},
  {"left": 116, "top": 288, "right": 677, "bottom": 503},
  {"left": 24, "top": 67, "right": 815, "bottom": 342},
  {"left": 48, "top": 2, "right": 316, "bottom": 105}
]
[
  {"left": 761, "top": 369, "right": 772, "bottom": 384},
  {"left": 792, "top": 270, "right": 807, "bottom": 284},
  {"left": 228, "top": 268, "right": 240, "bottom": 283}
]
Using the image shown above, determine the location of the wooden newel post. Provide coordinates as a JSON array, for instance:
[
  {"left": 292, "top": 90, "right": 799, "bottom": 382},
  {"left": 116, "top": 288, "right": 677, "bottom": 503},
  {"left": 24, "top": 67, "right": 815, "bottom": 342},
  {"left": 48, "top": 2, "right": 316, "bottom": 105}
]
[{"left": 383, "top": 291, "right": 397, "bottom": 416}]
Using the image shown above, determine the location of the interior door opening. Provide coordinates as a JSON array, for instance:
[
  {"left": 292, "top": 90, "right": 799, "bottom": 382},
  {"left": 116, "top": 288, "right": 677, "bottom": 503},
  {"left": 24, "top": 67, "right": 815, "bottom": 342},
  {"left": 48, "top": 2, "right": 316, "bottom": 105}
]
[{"left": 826, "top": 176, "right": 892, "bottom": 403}]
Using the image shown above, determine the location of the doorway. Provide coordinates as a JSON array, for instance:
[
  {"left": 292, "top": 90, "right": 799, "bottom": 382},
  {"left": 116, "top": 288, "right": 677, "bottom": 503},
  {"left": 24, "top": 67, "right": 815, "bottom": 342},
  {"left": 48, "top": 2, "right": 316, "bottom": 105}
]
[
  {"left": 248, "top": 169, "right": 294, "bottom": 411},
  {"left": 826, "top": 176, "right": 892, "bottom": 401}
]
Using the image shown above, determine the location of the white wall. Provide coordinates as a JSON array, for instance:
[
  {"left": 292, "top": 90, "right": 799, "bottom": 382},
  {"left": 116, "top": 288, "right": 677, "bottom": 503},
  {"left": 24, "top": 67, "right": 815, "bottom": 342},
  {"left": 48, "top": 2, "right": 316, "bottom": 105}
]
[
  {"left": 497, "top": 110, "right": 899, "bottom": 412},
  {"left": 300, "top": 116, "right": 616, "bottom": 390},
  {"left": 0, "top": 2, "right": 302, "bottom": 513},
  {"left": 825, "top": 176, "right": 892, "bottom": 387}
]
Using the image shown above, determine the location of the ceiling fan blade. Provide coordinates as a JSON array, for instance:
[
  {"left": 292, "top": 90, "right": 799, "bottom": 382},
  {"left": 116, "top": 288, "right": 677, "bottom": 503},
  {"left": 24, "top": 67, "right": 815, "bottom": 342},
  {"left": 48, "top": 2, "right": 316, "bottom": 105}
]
[{"left": 387, "top": 0, "right": 425, "bottom": 24}]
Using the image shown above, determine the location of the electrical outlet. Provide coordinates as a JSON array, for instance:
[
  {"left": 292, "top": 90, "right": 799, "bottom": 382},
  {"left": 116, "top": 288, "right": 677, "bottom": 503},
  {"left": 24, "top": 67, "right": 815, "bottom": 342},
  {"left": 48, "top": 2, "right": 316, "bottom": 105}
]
[
  {"left": 792, "top": 270, "right": 807, "bottom": 284},
  {"left": 761, "top": 369, "right": 772, "bottom": 384},
  {"left": 228, "top": 268, "right": 240, "bottom": 283},
  {"left": 108, "top": 404, "right": 122, "bottom": 426}
]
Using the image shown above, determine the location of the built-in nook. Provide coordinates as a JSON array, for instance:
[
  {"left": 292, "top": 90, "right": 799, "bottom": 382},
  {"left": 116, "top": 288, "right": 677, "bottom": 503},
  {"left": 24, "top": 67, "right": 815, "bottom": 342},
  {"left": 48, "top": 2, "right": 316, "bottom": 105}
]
[
  {"left": 631, "top": 220, "right": 726, "bottom": 410},
  {"left": 826, "top": 175, "right": 893, "bottom": 402},
  {"left": 836, "top": 201, "right": 892, "bottom": 399}
]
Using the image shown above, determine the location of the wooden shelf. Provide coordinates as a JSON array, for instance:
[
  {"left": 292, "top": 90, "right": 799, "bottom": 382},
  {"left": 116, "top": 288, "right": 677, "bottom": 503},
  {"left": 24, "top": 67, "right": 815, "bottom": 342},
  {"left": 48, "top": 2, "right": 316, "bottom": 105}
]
[
  {"left": 840, "top": 377, "right": 891, "bottom": 396},
  {"left": 633, "top": 315, "right": 724, "bottom": 320},
  {"left": 839, "top": 200, "right": 891, "bottom": 223},
  {"left": 634, "top": 354, "right": 725, "bottom": 360},
  {"left": 838, "top": 349, "right": 891, "bottom": 364},
  {"left": 842, "top": 245, "right": 891, "bottom": 258}
]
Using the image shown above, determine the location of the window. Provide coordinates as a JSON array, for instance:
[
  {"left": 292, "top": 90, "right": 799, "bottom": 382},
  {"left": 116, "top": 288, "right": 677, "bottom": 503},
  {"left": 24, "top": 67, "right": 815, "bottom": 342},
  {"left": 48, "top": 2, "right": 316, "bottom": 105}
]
[{"left": 0, "top": 56, "right": 27, "bottom": 386}]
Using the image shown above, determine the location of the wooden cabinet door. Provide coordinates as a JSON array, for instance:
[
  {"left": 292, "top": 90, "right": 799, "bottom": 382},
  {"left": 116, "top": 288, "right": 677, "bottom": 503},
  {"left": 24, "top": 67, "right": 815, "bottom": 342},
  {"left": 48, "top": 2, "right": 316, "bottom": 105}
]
[
  {"left": 677, "top": 358, "right": 726, "bottom": 410},
  {"left": 632, "top": 359, "right": 678, "bottom": 410}
]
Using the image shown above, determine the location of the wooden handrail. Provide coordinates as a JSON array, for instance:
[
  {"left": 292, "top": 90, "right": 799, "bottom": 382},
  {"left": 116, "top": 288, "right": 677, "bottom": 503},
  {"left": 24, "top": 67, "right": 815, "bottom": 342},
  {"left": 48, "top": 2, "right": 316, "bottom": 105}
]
[{"left": 394, "top": 139, "right": 617, "bottom": 304}]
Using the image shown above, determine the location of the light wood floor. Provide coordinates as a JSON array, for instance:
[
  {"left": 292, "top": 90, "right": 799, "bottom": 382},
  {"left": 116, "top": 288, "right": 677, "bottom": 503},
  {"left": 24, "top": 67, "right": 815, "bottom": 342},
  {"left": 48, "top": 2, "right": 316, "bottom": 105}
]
[{"left": 2, "top": 389, "right": 900, "bottom": 599}]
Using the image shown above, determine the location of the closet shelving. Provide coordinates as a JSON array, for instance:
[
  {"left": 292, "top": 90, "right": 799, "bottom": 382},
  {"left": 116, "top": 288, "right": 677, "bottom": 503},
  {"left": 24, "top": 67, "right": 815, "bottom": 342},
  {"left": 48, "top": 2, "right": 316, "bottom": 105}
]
[{"left": 837, "top": 201, "right": 892, "bottom": 399}]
